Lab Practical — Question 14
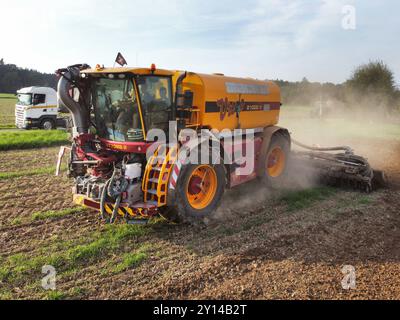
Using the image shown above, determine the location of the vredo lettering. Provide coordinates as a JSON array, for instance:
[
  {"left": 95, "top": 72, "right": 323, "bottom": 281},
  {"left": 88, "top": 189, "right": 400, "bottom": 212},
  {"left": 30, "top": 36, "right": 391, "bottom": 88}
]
[{"left": 217, "top": 97, "right": 245, "bottom": 121}]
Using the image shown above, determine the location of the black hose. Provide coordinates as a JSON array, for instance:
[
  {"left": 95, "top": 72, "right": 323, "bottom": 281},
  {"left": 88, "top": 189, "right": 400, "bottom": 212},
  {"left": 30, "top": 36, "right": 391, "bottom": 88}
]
[
  {"left": 100, "top": 179, "right": 111, "bottom": 221},
  {"left": 110, "top": 195, "right": 122, "bottom": 224},
  {"left": 101, "top": 166, "right": 129, "bottom": 223},
  {"left": 107, "top": 167, "right": 118, "bottom": 196},
  {"left": 292, "top": 139, "right": 353, "bottom": 154},
  {"left": 106, "top": 167, "right": 125, "bottom": 223}
]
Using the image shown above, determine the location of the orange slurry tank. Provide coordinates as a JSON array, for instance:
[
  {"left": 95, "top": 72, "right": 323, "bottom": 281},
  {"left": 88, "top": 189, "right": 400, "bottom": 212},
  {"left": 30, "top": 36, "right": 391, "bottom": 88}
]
[{"left": 172, "top": 71, "right": 281, "bottom": 131}]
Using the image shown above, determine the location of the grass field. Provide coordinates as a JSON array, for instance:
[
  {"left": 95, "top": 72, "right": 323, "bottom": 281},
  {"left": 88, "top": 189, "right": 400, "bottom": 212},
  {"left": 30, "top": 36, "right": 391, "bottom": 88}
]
[{"left": 0, "top": 93, "right": 16, "bottom": 129}]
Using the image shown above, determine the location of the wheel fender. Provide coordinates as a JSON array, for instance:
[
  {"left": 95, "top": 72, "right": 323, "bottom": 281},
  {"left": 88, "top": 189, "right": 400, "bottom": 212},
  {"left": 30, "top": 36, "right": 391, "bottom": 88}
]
[{"left": 256, "top": 126, "right": 291, "bottom": 176}]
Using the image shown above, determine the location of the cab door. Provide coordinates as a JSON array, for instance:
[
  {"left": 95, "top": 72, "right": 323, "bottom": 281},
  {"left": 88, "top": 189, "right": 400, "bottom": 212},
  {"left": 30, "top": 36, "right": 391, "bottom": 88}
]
[{"left": 137, "top": 76, "right": 173, "bottom": 134}]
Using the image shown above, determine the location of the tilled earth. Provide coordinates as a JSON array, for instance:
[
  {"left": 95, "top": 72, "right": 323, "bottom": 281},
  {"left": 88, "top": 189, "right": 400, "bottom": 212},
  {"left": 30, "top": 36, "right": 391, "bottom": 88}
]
[{"left": 0, "top": 138, "right": 399, "bottom": 300}]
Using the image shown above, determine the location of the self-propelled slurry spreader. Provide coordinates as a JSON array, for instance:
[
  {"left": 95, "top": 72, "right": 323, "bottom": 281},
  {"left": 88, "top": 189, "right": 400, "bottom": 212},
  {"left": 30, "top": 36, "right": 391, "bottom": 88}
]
[{"left": 55, "top": 63, "right": 385, "bottom": 224}]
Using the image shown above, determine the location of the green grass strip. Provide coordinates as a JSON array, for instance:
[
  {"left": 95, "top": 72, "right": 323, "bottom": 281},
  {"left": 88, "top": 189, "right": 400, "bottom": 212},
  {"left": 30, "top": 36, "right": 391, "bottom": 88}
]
[
  {"left": 0, "top": 224, "right": 150, "bottom": 284},
  {"left": 0, "top": 166, "right": 60, "bottom": 180},
  {"left": 31, "top": 208, "right": 84, "bottom": 221},
  {"left": 280, "top": 187, "right": 337, "bottom": 211},
  {"left": 45, "top": 291, "right": 66, "bottom": 300},
  {"left": 0, "top": 130, "right": 69, "bottom": 151},
  {"left": 67, "top": 225, "right": 149, "bottom": 264},
  {"left": 111, "top": 245, "right": 150, "bottom": 274}
]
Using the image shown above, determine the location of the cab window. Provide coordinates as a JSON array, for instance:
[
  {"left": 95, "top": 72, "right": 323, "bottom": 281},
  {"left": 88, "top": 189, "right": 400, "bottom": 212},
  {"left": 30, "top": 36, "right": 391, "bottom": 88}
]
[
  {"left": 92, "top": 78, "right": 143, "bottom": 142},
  {"left": 17, "top": 93, "right": 32, "bottom": 106},
  {"left": 33, "top": 94, "right": 46, "bottom": 105},
  {"left": 137, "top": 76, "right": 172, "bottom": 132}
]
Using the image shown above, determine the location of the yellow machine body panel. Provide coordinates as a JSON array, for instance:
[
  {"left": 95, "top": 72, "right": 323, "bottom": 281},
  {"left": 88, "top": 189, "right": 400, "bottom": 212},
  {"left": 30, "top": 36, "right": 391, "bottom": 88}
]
[
  {"left": 82, "top": 66, "right": 281, "bottom": 131},
  {"left": 174, "top": 72, "right": 281, "bottom": 131}
]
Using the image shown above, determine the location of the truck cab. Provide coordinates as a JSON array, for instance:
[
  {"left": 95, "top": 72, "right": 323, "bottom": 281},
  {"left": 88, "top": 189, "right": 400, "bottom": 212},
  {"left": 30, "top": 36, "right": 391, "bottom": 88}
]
[{"left": 15, "top": 86, "right": 64, "bottom": 129}]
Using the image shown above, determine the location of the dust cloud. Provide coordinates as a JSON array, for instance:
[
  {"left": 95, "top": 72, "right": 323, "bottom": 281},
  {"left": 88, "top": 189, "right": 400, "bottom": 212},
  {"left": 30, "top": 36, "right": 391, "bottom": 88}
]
[
  {"left": 214, "top": 180, "right": 272, "bottom": 220},
  {"left": 215, "top": 98, "right": 400, "bottom": 218},
  {"left": 280, "top": 97, "right": 400, "bottom": 186}
]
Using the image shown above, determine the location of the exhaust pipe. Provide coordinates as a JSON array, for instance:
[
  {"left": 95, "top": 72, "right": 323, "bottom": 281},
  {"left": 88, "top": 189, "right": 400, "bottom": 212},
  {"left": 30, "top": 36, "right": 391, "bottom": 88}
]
[
  {"left": 57, "top": 66, "right": 89, "bottom": 135},
  {"left": 175, "top": 72, "right": 187, "bottom": 106},
  {"left": 173, "top": 71, "right": 188, "bottom": 134}
]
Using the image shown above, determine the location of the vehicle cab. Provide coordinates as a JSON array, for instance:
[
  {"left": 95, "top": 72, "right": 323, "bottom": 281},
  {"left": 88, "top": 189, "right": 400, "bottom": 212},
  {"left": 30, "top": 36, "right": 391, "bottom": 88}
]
[
  {"left": 15, "top": 86, "right": 60, "bottom": 129},
  {"left": 80, "top": 67, "right": 175, "bottom": 145}
]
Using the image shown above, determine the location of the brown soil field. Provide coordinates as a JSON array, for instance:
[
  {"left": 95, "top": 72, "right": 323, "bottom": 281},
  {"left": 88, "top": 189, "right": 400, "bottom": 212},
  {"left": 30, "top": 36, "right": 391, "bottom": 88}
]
[
  {"left": 0, "top": 136, "right": 399, "bottom": 300},
  {"left": 0, "top": 147, "right": 60, "bottom": 172}
]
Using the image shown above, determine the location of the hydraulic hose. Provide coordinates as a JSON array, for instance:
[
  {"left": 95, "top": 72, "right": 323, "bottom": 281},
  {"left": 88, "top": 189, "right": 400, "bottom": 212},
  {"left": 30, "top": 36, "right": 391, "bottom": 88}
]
[
  {"left": 291, "top": 139, "right": 353, "bottom": 154},
  {"left": 100, "top": 179, "right": 111, "bottom": 221},
  {"left": 110, "top": 195, "right": 122, "bottom": 224},
  {"left": 105, "top": 167, "right": 127, "bottom": 223},
  {"left": 107, "top": 168, "right": 118, "bottom": 196}
]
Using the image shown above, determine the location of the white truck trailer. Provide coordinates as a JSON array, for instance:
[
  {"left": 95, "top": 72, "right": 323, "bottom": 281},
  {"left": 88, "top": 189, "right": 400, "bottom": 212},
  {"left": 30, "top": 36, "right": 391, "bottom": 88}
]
[{"left": 15, "top": 86, "right": 66, "bottom": 129}]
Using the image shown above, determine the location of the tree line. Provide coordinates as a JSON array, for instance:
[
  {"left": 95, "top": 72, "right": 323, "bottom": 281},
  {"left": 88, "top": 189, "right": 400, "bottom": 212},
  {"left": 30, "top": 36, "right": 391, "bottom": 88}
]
[
  {"left": 276, "top": 61, "right": 400, "bottom": 115},
  {"left": 0, "top": 58, "right": 398, "bottom": 114},
  {"left": 0, "top": 59, "right": 57, "bottom": 93}
]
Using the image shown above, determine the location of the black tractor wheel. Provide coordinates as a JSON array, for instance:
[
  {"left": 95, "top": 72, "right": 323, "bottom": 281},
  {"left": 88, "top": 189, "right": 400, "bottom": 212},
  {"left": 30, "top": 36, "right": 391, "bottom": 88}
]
[{"left": 168, "top": 163, "right": 226, "bottom": 224}]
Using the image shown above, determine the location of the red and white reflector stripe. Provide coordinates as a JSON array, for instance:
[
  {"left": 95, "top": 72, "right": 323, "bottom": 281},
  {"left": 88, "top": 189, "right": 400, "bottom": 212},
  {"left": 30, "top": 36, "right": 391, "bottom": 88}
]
[{"left": 169, "top": 159, "right": 183, "bottom": 189}]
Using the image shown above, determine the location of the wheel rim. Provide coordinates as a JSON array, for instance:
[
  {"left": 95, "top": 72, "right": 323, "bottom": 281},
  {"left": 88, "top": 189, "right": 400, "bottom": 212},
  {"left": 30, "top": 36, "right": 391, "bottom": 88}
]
[
  {"left": 186, "top": 165, "right": 217, "bottom": 210},
  {"left": 266, "top": 146, "right": 286, "bottom": 177},
  {"left": 43, "top": 121, "right": 52, "bottom": 130}
]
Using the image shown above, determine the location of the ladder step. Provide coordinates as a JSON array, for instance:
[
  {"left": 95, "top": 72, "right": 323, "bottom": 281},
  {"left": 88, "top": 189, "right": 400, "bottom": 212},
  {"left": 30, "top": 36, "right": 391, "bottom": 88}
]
[
  {"left": 149, "top": 178, "right": 159, "bottom": 183},
  {"left": 147, "top": 189, "right": 166, "bottom": 195},
  {"left": 152, "top": 167, "right": 162, "bottom": 172}
]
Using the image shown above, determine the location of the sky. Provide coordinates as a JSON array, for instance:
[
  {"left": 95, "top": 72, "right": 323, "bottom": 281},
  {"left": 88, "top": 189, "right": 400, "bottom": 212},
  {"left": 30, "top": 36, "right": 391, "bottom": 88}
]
[{"left": 0, "top": 0, "right": 399, "bottom": 84}]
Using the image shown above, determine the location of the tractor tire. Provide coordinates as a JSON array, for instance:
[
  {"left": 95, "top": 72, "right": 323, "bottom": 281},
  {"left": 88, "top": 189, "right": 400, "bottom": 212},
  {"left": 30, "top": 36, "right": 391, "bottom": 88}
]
[
  {"left": 169, "top": 163, "right": 226, "bottom": 224},
  {"left": 41, "top": 118, "right": 55, "bottom": 130},
  {"left": 258, "top": 132, "right": 290, "bottom": 188}
]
